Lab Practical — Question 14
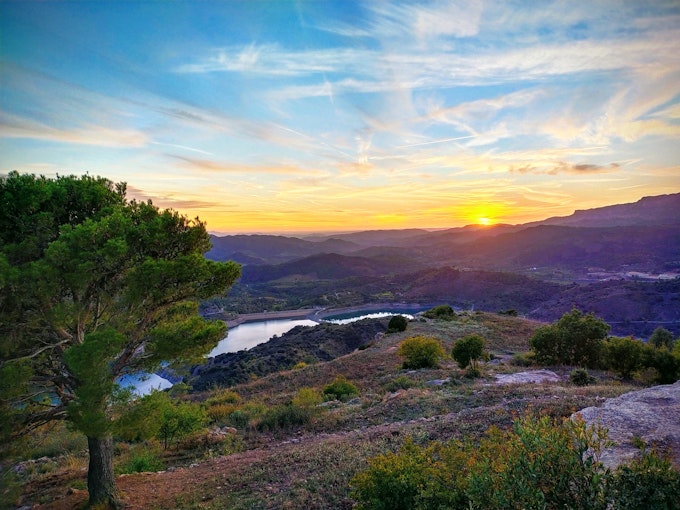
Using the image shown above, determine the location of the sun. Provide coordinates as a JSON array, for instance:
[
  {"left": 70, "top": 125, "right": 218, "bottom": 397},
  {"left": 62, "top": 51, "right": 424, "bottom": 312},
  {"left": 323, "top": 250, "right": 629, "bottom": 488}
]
[{"left": 478, "top": 217, "right": 491, "bottom": 226}]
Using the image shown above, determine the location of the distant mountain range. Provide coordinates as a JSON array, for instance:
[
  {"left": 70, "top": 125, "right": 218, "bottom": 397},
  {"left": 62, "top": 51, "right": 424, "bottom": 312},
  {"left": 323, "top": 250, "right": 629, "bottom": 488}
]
[
  {"left": 205, "top": 193, "right": 680, "bottom": 336},
  {"left": 207, "top": 193, "right": 680, "bottom": 276}
]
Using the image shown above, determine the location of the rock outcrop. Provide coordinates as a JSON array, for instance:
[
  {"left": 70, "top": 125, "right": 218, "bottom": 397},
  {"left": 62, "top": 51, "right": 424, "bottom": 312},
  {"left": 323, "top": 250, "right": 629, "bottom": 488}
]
[{"left": 575, "top": 380, "right": 680, "bottom": 469}]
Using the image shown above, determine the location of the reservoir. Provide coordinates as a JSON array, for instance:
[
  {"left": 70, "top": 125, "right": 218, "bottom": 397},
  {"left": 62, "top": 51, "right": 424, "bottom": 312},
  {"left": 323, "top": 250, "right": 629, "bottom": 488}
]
[
  {"left": 120, "top": 307, "right": 423, "bottom": 394},
  {"left": 208, "top": 318, "right": 317, "bottom": 357}
]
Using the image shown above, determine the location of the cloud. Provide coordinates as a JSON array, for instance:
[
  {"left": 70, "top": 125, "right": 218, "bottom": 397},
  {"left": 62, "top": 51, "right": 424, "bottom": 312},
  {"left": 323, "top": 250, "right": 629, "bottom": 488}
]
[
  {"left": 170, "top": 155, "right": 324, "bottom": 177},
  {"left": 0, "top": 112, "right": 148, "bottom": 148},
  {"left": 512, "top": 162, "right": 621, "bottom": 176}
]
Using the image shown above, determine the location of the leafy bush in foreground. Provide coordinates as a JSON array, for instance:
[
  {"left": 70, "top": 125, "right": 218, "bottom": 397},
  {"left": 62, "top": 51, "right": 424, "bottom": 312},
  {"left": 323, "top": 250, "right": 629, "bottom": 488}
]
[{"left": 351, "top": 416, "right": 680, "bottom": 510}]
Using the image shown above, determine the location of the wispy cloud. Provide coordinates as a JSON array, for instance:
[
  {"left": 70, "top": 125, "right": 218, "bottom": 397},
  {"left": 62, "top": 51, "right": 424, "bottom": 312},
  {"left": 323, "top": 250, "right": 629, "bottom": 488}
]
[{"left": 0, "top": 112, "right": 148, "bottom": 147}]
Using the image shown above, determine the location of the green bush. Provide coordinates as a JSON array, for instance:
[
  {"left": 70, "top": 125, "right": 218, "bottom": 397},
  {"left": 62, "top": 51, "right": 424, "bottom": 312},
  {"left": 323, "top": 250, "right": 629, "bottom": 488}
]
[
  {"left": 322, "top": 375, "right": 359, "bottom": 402},
  {"left": 451, "top": 334, "right": 485, "bottom": 370},
  {"left": 384, "top": 375, "right": 418, "bottom": 392},
  {"left": 116, "top": 447, "right": 165, "bottom": 474},
  {"left": 611, "top": 445, "right": 680, "bottom": 509},
  {"left": 510, "top": 351, "right": 535, "bottom": 367},
  {"left": 570, "top": 368, "right": 595, "bottom": 386},
  {"left": 649, "top": 326, "right": 676, "bottom": 350},
  {"left": 422, "top": 304, "right": 455, "bottom": 320},
  {"left": 255, "top": 390, "right": 321, "bottom": 432},
  {"left": 397, "top": 336, "right": 445, "bottom": 369},
  {"left": 603, "top": 336, "right": 644, "bottom": 378},
  {"left": 530, "top": 309, "right": 609, "bottom": 367},
  {"left": 352, "top": 416, "right": 621, "bottom": 510},
  {"left": 351, "top": 438, "right": 468, "bottom": 510},
  {"left": 387, "top": 315, "right": 408, "bottom": 333},
  {"left": 157, "top": 399, "right": 207, "bottom": 449},
  {"left": 642, "top": 345, "right": 680, "bottom": 384}
]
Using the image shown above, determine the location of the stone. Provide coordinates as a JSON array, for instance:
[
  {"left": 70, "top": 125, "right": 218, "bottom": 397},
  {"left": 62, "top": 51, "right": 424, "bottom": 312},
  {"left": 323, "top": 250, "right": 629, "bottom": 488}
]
[
  {"left": 575, "top": 380, "right": 680, "bottom": 469},
  {"left": 494, "top": 370, "right": 561, "bottom": 384}
]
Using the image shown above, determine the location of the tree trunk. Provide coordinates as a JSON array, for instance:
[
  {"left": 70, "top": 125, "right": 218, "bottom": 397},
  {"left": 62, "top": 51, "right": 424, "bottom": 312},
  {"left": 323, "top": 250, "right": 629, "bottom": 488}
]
[{"left": 87, "top": 435, "right": 121, "bottom": 509}]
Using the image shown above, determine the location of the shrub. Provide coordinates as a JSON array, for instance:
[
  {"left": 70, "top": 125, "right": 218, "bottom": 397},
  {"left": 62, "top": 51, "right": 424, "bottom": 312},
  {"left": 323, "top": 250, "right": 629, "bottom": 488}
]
[
  {"left": 292, "top": 387, "right": 322, "bottom": 409},
  {"left": 570, "top": 368, "right": 595, "bottom": 386},
  {"left": 352, "top": 416, "right": 614, "bottom": 510},
  {"left": 116, "top": 447, "right": 165, "bottom": 474},
  {"left": 422, "top": 304, "right": 455, "bottom": 320},
  {"left": 387, "top": 315, "right": 408, "bottom": 333},
  {"left": 530, "top": 309, "right": 609, "bottom": 367},
  {"left": 255, "top": 393, "right": 319, "bottom": 432},
  {"left": 157, "top": 399, "right": 206, "bottom": 449},
  {"left": 642, "top": 345, "right": 680, "bottom": 384},
  {"left": 511, "top": 351, "right": 535, "bottom": 367},
  {"left": 602, "top": 336, "right": 644, "bottom": 378},
  {"left": 384, "top": 375, "right": 418, "bottom": 392},
  {"left": 350, "top": 438, "right": 468, "bottom": 510},
  {"left": 649, "top": 326, "right": 676, "bottom": 350},
  {"left": 611, "top": 444, "right": 680, "bottom": 509},
  {"left": 206, "top": 389, "right": 241, "bottom": 406},
  {"left": 451, "top": 334, "right": 485, "bottom": 370},
  {"left": 322, "top": 375, "right": 359, "bottom": 402},
  {"left": 397, "top": 336, "right": 445, "bottom": 369}
]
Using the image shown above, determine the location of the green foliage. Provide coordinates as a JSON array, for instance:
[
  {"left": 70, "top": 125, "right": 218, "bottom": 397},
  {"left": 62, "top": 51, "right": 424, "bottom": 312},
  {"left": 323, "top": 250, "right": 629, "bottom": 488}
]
[
  {"left": 387, "top": 315, "right": 408, "bottom": 333},
  {"left": 451, "top": 334, "right": 485, "bottom": 370},
  {"left": 352, "top": 416, "right": 621, "bottom": 510},
  {"left": 642, "top": 344, "right": 680, "bottom": 384},
  {"left": 292, "top": 387, "right": 322, "bottom": 409},
  {"left": 570, "top": 368, "right": 596, "bottom": 386},
  {"left": 0, "top": 173, "right": 240, "bottom": 505},
  {"left": 64, "top": 329, "right": 126, "bottom": 437},
  {"left": 116, "top": 447, "right": 165, "bottom": 474},
  {"left": 511, "top": 351, "right": 535, "bottom": 367},
  {"left": 530, "top": 309, "right": 609, "bottom": 367},
  {"left": 323, "top": 375, "right": 359, "bottom": 402},
  {"left": 603, "top": 336, "right": 645, "bottom": 378},
  {"left": 157, "top": 399, "right": 206, "bottom": 449},
  {"left": 649, "top": 326, "right": 676, "bottom": 350},
  {"left": 610, "top": 444, "right": 680, "bottom": 509},
  {"left": 351, "top": 438, "right": 467, "bottom": 510},
  {"left": 384, "top": 375, "right": 419, "bottom": 392},
  {"left": 422, "top": 304, "right": 455, "bottom": 320},
  {"left": 397, "top": 336, "right": 445, "bottom": 369},
  {"left": 206, "top": 389, "right": 242, "bottom": 406}
]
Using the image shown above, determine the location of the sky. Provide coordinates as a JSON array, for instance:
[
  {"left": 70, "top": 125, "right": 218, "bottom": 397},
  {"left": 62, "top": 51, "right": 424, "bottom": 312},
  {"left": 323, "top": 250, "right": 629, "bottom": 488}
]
[{"left": 1, "top": 1, "right": 679, "bottom": 234}]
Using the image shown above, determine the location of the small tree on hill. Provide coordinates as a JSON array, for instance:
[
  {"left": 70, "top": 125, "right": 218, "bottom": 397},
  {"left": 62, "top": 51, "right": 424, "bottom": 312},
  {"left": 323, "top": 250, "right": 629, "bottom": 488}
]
[
  {"left": 452, "top": 334, "right": 486, "bottom": 371},
  {"left": 602, "top": 336, "right": 644, "bottom": 378},
  {"left": 530, "top": 309, "right": 609, "bottom": 367},
  {"left": 398, "top": 336, "right": 445, "bottom": 369},
  {"left": 649, "top": 327, "right": 676, "bottom": 350},
  {"left": 388, "top": 315, "right": 408, "bottom": 333},
  {"left": 0, "top": 173, "right": 241, "bottom": 508}
]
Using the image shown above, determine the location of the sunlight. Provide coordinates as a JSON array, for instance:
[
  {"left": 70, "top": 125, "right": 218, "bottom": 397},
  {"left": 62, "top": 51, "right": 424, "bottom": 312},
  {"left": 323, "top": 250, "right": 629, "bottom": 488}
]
[{"left": 478, "top": 217, "right": 491, "bottom": 225}]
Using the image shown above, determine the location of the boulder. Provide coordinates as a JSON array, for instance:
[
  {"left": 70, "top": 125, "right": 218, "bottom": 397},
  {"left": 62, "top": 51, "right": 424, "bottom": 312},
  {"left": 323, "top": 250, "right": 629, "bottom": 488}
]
[
  {"left": 575, "top": 380, "right": 680, "bottom": 469},
  {"left": 494, "top": 369, "right": 561, "bottom": 384}
]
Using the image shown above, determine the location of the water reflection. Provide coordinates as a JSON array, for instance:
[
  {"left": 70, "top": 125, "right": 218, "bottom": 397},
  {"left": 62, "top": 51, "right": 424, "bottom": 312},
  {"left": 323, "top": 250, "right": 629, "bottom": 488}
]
[{"left": 208, "top": 318, "right": 317, "bottom": 357}]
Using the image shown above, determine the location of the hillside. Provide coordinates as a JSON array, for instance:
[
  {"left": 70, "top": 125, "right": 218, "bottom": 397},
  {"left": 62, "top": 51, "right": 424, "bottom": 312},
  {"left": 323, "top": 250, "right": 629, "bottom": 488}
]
[
  {"left": 205, "top": 193, "right": 680, "bottom": 337},
  {"left": 17, "top": 311, "right": 659, "bottom": 509}
]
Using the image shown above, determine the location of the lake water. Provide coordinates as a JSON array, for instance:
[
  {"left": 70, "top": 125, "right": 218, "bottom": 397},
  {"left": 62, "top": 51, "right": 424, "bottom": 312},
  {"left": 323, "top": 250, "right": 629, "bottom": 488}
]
[
  {"left": 208, "top": 318, "right": 317, "bottom": 357},
  {"left": 121, "top": 309, "right": 420, "bottom": 394}
]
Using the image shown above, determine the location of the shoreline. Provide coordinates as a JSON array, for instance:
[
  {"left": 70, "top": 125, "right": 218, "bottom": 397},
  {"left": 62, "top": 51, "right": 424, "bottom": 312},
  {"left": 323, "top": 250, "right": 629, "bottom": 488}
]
[{"left": 222, "top": 302, "right": 437, "bottom": 328}]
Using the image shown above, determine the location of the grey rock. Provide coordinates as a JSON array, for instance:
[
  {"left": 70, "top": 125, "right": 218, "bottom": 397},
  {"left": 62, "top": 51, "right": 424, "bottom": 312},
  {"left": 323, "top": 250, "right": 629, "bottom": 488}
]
[
  {"left": 575, "top": 380, "right": 680, "bottom": 469},
  {"left": 494, "top": 370, "right": 561, "bottom": 384}
]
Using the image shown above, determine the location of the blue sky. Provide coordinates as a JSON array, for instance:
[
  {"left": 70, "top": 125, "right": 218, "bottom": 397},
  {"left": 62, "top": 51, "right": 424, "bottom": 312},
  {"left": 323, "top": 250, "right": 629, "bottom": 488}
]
[{"left": 1, "top": 0, "right": 679, "bottom": 233}]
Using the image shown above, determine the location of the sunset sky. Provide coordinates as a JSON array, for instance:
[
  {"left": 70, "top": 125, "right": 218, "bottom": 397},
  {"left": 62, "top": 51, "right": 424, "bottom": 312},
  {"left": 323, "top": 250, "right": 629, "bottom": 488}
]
[{"left": 1, "top": 1, "right": 679, "bottom": 233}]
